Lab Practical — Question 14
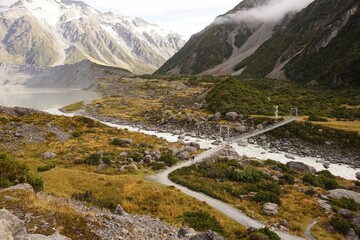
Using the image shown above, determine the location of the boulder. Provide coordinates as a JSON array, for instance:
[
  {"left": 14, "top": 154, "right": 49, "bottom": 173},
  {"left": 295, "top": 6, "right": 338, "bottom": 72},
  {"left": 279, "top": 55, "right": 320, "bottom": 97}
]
[
  {"left": 263, "top": 202, "right": 279, "bottom": 215},
  {"left": 225, "top": 112, "right": 238, "bottom": 121},
  {"left": 356, "top": 172, "right": 360, "bottom": 181},
  {"left": 1, "top": 183, "right": 34, "bottom": 193},
  {"left": 114, "top": 204, "right": 126, "bottom": 216},
  {"left": 256, "top": 124, "right": 264, "bottom": 130},
  {"left": 236, "top": 125, "right": 246, "bottom": 132},
  {"left": 352, "top": 216, "right": 360, "bottom": 227},
  {"left": 214, "top": 112, "right": 222, "bottom": 121},
  {"left": 189, "top": 142, "right": 201, "bottom": 150},
  {"left": 190, "top": 230, "right": 224, "bottom": 240},
  {"left": 178, "top": 227, "right": 189, "bottom": 238},
  {"left": 317, "top": 200, "right": 332, "bottom": 212},
  {"left": 97, "top": 163, "right": 107, "bottom": 171},
  {"left": 328, "top": 189, "right": 360, "bottom": 205},
  {"left": 285, "top": 154, "right": 296, "bottom": 160},
  {"left": 338, "top": 209, "right": 353, "bottom": 218},
  {"left": 0, "top": 209, "right": 70, "bottom": 239},
  {"left": 346, "top": 228, "right": 360, "bottom": 240},
  {"left": 113, "top": 138, "right": 133, "bottom": 147},
  {"left": 286, "top": 161, "right": 316, "bottom": 173},
  {"left": 119, "top": 152, "right": 128, "bottom": 158},
  {"left": 41, "top": 152, "right": 57, "bottom": 159}
]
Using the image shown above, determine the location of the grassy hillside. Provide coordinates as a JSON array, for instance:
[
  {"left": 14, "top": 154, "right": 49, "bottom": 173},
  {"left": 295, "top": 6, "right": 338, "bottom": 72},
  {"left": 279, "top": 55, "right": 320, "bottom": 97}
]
[{"left": 206, "top": 77, "right": 360, "bottom": 119}]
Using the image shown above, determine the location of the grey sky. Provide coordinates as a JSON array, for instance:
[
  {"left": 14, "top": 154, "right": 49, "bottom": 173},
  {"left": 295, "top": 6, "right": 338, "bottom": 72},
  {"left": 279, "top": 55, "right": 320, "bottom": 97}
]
[{"left": 78, "top": 0, "right": 241, "bottom": 39}]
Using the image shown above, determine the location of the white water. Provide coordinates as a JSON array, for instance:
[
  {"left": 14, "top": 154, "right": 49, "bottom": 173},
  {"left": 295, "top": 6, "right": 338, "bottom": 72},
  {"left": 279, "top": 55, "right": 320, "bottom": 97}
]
[{"left": 46, "top": 108, "right": 360, "bottom": 180}]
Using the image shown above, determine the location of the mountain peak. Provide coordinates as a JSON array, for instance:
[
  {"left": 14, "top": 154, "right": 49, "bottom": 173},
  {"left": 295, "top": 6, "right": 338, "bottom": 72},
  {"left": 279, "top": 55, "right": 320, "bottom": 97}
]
[{"left": 0, "top": 0, "right": 185, "bottom": 74}]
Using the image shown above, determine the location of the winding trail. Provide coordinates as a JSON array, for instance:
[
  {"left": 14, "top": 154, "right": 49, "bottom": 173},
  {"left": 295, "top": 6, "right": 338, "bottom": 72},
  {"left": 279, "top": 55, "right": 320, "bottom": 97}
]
[
  {"left": 305, "top": 221, "right": 317, "bottom": 240},
  {"left": 156, "top": 145, "right": 304, "bottom": 240}
]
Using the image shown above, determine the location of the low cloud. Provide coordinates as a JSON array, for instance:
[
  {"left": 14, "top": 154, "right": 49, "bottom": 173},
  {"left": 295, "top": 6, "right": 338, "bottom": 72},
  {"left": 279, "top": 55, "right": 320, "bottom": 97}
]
[{"left": 213, "top": 0, "right": 314, "bottom": 25}]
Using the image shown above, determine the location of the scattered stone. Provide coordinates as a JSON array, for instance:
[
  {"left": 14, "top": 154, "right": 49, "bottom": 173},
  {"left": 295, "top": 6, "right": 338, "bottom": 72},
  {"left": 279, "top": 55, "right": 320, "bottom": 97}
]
[
  {"left": 225, "top": 112, "right": 238, "bottom": 121},
  {"left": 189, "top": 142, "right": 201, "bottom": 150},
  {"left": 114, "top": 204, "right": 126, "bottom": 216},
  {"left": 285, "top": 154, "right": 296, "bottom": 160},
  {"left": 352, "top": 217, "right": 360, "bottom": 227},
  {"left": 328, "top": 189, "right": 360, "bottom": 205},
  {"left": 190, "top": 230, "right": 225, "bottom": 240},
  {"left": 263, "top": 202, "right": 279, "bottom": 215},
  {"left": 346, "top": 228, "right": 360, "bottom": 240},
  {"left": 113, "top": 138, "right": 133, "bottom": 147},
  {"left": 317, "top": 200, "right": 332, "bottom": 212},
  {"left": 97, "top": 163, "right": 107, "bottom": 171},
  {"left": 1, "top": 183, "right": 34, "bottom": 193},
  {"left": 256, "top": 124, "right": 264, "bottom": 130},
  {"left": 178, "top": 227, "right": 189, "bottom": 238},
  {"left": 0, "top": 209, "right": 70, "bottom": 240},
  {"left": 119, "top": 152, "right": 128, "bottom": 158},
  {"left": 286, "top": 161, "right": 316, "bottom": 173},
  {"left": 214, "top": 112, "right": 222, "bottom": 121},
  {"left": 41, "top": 152, "right": 57, "bottom": 159},
  {"left": 356, "top": 172, "right": 360, "bottom": 181},
  {"left": 323, "top": 163, "right": 330, "bottom": 169},
  {"left": 338, "top": 209, "right": 353, "bottom": 218}
]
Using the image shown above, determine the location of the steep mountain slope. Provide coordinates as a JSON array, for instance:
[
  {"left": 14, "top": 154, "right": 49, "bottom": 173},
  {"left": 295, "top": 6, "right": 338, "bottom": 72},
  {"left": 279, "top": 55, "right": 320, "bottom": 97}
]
[
  {"left": 155, "top": 0, "right": 272, "bottom": 75},
  {"left": 155, "top": 0, "right": 314, "bottom": 76},
  {"left": 236, "top": 0, "right": 360, "bottom": 86},
  {"left": 0, "top": 0, "right": 185, "bottom": 74},
  {"left": 0, "top": 60, "right": 133, "bottom": 89}
]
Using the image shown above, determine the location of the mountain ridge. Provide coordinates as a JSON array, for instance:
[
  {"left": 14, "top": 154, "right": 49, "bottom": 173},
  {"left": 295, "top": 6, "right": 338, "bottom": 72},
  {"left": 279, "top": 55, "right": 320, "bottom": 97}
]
[{"left": 0, "top": 0, "right": 185, "bottom": 74}]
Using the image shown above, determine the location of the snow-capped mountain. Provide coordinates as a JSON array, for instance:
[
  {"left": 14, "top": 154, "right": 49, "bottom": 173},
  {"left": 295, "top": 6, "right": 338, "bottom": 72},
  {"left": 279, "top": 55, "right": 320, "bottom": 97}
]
[{"left": 0, "top": 0, "right": 185, "bottom": 74}]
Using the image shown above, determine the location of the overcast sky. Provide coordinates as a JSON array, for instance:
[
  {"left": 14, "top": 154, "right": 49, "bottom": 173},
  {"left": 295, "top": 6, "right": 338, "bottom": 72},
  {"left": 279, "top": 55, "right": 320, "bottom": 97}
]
[{"left": 78, "top": 0, "right": 241, "bottom": 39}]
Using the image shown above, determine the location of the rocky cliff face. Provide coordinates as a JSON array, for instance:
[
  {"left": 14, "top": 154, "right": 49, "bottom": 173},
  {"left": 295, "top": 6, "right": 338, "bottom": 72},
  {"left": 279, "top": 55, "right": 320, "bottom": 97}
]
[{"left": 0, "top": 0, "right": 185, "bottom": 74}]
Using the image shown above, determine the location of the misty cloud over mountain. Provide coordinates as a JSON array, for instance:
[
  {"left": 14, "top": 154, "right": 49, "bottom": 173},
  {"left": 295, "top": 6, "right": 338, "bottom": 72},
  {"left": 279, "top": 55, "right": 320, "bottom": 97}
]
[{"left": 213, "top": 0, "right": 314, "bottom": 25}]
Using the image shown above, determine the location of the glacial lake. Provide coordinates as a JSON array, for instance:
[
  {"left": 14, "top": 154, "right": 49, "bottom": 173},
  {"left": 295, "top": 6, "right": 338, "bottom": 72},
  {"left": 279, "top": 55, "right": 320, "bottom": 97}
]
[{"left": 0, "top": 87, "right": 100, "bottom": 111}]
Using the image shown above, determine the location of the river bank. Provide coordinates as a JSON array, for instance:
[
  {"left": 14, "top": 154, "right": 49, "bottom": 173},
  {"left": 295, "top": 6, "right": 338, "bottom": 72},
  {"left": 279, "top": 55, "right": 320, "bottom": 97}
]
[{"left": 46, "top": 108, "right": 360, "bottom": 180}]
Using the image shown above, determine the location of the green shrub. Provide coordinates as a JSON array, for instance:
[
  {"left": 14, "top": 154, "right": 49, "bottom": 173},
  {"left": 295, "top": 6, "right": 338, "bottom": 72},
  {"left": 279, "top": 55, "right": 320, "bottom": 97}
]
[
  {"left": 72, "top": 190, "right": 94, "bottom": 202},
  {"left": 84, "top": 154, "right": 101, "bottom": 165},
  {"left": 230, "top": 166, "right": 269, "bottom": 183},
  {"left": 303, "top": 171, "right": 339, "bottom": 190},
  {"left": 308, "top": 114, "right": 328, "bottom": 122},
  {"left": 160, "top": 150, "right": 178, "bottom": 167},
  {"left": 151, "top": 162, "right": 166, "bottom": 171},
  {"left": 0, "top": 153, "right": 43, "bottom": 191},
  {"left": 128, "top": 152, "right": 142, "bottom": 162},
  {"left": 37, "top": 164, "right": 55, "bottom": 172},
  {"left": 249, "top": 227, "right": 281, "bottom": 240},
  {"left": 331, "top": 217, "right": 352, "bottom": 234},
  {"left": 72, "top": 131, "right": 82, "bottom": 138},
  {"left": 254, "top": 191, "right": 281, "bottom": 204},
  {"left": 280, "top": 174, "right": 295, "bottom": 184},
  {"left": 181, "top": 210, "right": 224, "bottom": 234},
  {"left": 331, "top": 197, "right": 360, "bottom": 211}
]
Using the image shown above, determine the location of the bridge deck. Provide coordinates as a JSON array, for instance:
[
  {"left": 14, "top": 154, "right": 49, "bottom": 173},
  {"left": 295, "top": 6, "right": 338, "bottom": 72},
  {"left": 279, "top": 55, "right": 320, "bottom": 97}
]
[{"left": 229, "top": 118, "right": 296, "bottom": 143}]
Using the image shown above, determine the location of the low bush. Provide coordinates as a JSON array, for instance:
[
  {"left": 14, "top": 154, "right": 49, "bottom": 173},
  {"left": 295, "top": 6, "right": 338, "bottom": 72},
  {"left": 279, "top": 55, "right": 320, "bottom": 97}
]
[
  {"left": 308, "top": 114, "right": 328, "bottom": 122},
  {"left": 280, "top": 174, "right": 295, "bottom": 184},
  {"left": 0, "top": 152, "right": 43, "bottom": 191},
  {"left": 181, "top": 210, "right": 224, "bottom": 234},
  {"left": 37, "top": 164, "right": 56, "bottom": 172},
  {"left": 254, "top": 191, "right": 281, "bottom": 204},
  {"left": 331, "top": 217, "right": 352, "bottom": 234},
  {"left": 160, "top": 150, "right": 178, "bottom": 167},
  {"left": 249, "top": 227, "right": 281, "bottom": 240},
  {"left": 84, "top": 154, "right": 101, "bottom": 165},
  {"left": 302, "top": 171, "right": 339, "bottom": 190},
  {"left": 331, "top": 197, "right": 360, "bottom": 211},
  {"left": 150, "top": 162, "right": 166, "bottom": 171},
  {"left": 72, "top": 190, "right": 94, "bottom": 202}
]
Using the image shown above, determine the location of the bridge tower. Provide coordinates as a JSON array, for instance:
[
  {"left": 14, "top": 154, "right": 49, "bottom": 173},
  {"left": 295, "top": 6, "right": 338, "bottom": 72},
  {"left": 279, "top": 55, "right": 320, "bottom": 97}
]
[{"left": 290, "top": 108, "right": 299, "bottom": 117}]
